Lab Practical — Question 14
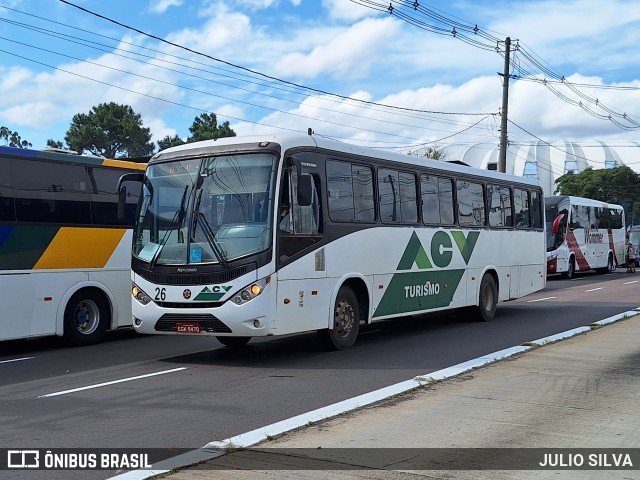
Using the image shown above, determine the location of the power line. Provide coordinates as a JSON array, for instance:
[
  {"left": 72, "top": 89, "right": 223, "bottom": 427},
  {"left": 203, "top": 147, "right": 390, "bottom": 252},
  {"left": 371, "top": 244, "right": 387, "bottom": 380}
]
[
  {"left": 0, "top": 4, "right": 506, "bottom": 147},
  {"left": 56, "top": 0, "right": 491, "bottom": 117},
  {"left": 349, "top": 0, "right": 640, "bottom": 131}
]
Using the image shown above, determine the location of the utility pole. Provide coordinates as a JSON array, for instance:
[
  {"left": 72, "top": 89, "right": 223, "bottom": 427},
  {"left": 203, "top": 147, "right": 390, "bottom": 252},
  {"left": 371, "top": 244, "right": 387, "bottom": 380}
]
[{"left": 498, "top": 36, "right": 511, "bottom": 173}]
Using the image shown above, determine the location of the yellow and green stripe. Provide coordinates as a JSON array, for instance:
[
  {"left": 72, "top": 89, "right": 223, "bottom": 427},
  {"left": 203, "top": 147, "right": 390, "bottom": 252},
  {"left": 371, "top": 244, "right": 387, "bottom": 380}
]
[{"left": 0, "top": 225, "right": 127, "bottom": 270}]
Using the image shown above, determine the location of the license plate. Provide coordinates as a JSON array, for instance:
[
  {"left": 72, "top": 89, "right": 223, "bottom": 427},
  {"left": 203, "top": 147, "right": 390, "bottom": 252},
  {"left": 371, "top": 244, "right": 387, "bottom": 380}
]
[{"left": 176, "top": 323, "right": 200, "bottom": 333}]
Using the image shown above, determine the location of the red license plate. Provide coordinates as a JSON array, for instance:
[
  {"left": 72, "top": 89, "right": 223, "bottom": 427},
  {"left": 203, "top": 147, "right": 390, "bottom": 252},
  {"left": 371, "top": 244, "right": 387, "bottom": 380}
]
[{"left": 176, "top": 323, "right": 201, "bottom": 333}]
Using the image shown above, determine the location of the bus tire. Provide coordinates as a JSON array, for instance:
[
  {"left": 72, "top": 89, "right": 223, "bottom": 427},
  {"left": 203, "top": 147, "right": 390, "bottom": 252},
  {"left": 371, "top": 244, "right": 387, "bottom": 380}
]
[
  {"left": 63, "top": 290, "right": 109, "bottom": 347},
  {"left": 320, "top": 286, "right": 360, "bottom": 350},
  {"left": 216, "top": 336, "right": 251, "bottom": 348},
  {"left": 597, "top": 253, "right": 614, "bottom": 273},
  {"left": 470, "top": 273, "right": 498, "bottom": 322},
  {"left": 607, "top": 253, "right": 615, "bottom": 273},
  {"left": 563, "top": 257, "right": 575, "bottom": 279}
]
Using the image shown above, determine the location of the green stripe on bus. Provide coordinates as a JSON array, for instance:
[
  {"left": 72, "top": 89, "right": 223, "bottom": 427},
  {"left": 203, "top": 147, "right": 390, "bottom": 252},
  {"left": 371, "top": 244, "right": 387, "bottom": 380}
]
[
  {"left": 373, "top": 269, "right": 465, "bottom": 318},
  {"left": 0, "top": 226, "right": 60, "bottom": 270}
]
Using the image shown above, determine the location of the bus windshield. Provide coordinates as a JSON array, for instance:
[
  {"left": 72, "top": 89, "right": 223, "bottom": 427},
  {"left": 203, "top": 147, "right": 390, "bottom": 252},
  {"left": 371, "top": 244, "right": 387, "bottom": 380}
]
[{"left": 133, "top": 152, "right": 276, "bottom": 265}]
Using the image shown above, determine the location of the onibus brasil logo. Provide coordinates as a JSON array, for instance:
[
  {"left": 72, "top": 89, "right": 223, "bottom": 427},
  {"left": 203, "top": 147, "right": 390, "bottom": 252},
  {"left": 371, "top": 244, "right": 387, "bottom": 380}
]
[{"left": 372, "top": 230, "right": 479, "bottom": 318}]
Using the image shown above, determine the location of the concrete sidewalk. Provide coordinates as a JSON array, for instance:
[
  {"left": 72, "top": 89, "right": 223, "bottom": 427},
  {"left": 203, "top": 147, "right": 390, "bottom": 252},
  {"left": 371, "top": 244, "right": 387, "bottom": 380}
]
[{"left": 136, "top": 312, "right": 640, "bottom": 480}]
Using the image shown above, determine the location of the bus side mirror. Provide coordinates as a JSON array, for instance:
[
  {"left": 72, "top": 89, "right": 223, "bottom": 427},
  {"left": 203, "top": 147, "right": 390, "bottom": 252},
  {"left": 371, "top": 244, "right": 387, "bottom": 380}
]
[
  {"left": 116, "top": 172, "right": 144, "bottom": 222},
  {"left": 551, "top": 213, "right": 564, "bottom": 234},
  {"left": 297, "top": 175, "right": 313, "bottom": 207}
]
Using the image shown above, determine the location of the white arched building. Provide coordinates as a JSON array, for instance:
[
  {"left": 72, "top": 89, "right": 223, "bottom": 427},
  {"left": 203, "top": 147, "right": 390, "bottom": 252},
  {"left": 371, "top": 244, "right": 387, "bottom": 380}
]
[{"left": 445, "top": 141, "right": 640, "bottom": 195}]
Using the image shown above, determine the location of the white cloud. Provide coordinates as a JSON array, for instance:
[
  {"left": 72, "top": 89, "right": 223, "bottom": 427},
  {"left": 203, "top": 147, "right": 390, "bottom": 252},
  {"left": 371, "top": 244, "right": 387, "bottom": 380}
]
[
  {"left": 215, "top": 104, "right": 246, "bottom": 124},
  {"left": 235, "top": 0, "right": 278, "bottom": 9},
  {"left": 322, "top": 0, "right": 374, "bottom": 22},
  {"left": 167, "top": 3, "right": 252, "bottom": 53},
  {"left": 274, "top": 16, "right": 401, "bottom": 79},
  {"left": 0, "top": 66, "right": 31, "bottom": 92},
  {"left": 147, "top": 0, "right": 183, "bottom": 14}
]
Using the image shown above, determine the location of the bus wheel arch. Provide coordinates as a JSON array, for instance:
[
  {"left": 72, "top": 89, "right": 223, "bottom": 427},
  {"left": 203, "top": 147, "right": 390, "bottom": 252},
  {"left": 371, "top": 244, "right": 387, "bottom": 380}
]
[
  {"left": 321, "top": 277, "right": 369, "bottom": 350},
  {"left": 466, "top": 270, "right": 498, "bottom": 322},
  {"left": 62, "top": 288, "right": 111, "bottom": 347}
]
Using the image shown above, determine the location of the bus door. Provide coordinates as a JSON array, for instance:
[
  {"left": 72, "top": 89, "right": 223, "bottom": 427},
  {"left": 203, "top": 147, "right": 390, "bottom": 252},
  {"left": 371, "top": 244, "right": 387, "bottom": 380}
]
[
  {"left": 277, "top": 170, "right": 323, "bottom": 276},
  {"left": 276, "top": 169, "right": 327, "bottom": 332}
]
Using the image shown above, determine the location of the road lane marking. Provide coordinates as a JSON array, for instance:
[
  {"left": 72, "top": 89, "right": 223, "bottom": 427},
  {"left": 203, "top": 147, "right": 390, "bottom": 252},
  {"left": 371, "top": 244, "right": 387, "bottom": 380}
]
[
  {"left": 585, "top": 287, "right": 604, "bottom": 292},
  {"left": 624, "top": 280, "right": 639, "bottom": 285},
  {"left": 39, "top": 367, "right": 187, "bottom": 398},
  {"left": 526, "top": 296, "right": 556, "bottom": 303},
  {"left": 0, "top": 357, "right": 34, "bottom": 364}
]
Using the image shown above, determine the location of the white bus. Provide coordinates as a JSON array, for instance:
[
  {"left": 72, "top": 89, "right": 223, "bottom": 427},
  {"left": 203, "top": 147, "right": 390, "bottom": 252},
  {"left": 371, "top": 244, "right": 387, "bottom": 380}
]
[
  {"left": 123, "top": 134, "right": 546, "bottom": 350},
  {"left": 0, "top": 146, "right": 145, "bottom": 346},
  {"left": 545, "top": 195, "right": 625, "bottom": 278}
]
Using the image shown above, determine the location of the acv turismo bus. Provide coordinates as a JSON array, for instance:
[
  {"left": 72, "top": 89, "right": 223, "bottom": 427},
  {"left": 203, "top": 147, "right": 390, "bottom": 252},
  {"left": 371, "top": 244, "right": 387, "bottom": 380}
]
[
  {"left": 0, "top": 146, "right": 145, "bottom": 346},
  {"left": 121, "top": 134, "right": 546, "bottom": 350},
  {"left": 545, "top": 195, "right": 625, "bottom": 278}
]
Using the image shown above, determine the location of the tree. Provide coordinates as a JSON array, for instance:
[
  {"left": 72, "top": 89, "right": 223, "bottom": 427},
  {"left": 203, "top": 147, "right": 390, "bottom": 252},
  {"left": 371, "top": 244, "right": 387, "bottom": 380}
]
[
  {"left": 187, "top": 113, "right": 236, "bottom": 143},
  {"left": 46, "top": 139, "right": 65, "bottom": 149},
  {"left": 157, "top": 134, "right": 185, "bottom": 151},
  {"left": 554, "top": 166, "right": 640, "bottom": 225},
  {"left": 407, "top": 145, "right": 449, "bottom": 161},
  {"left": 64, "top": 102, "right": 154, "bottom": 158},
  {"left": 0, "top": 126, "right": 32, "bottom": 148}
]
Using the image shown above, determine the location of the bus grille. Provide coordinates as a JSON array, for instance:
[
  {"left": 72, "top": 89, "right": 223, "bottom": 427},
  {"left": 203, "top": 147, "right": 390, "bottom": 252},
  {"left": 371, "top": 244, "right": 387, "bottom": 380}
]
[
  {"left": 136, "top": 264, "right": 250, "bottom": 286},
  {"left": 155, "top": 301, "right": 223, "bottom": 309},
  {"left": 154, "top": 314, "right": 232, "bottom": 333}
]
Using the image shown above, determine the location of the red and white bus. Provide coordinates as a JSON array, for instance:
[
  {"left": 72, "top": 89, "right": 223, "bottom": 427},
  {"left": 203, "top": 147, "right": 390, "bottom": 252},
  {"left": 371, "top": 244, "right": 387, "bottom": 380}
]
[{"left": 546, "top": 195, "right": 625, "bottom": 278}]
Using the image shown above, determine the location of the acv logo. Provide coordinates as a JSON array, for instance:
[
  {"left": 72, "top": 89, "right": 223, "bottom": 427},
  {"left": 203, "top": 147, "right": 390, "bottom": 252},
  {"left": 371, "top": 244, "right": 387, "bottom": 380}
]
[{"left": 397, "top": 230, "right": 480, "bottom": 270}]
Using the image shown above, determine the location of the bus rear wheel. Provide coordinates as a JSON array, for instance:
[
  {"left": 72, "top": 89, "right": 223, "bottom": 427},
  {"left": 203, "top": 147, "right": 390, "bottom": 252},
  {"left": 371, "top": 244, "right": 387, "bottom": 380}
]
[
  {"left": 320, "top": 286, "right": 360, "bottom": 350},
  {"left": 466, "top": 273, "right": 497, "bottom": 322},
  {"left": 63, "top": 290, "right": 109, "bottom": 347},
  {"left": 216, "top": 336, "right": 251, "bottom": 348}
]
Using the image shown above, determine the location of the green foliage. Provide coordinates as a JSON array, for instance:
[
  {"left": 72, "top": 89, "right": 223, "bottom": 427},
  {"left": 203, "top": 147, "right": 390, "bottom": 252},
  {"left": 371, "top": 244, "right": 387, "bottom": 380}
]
[
  {"left": 0, "top": 126, "right": 32, "bottom": 148},
  {"left": 46, "top": 139, "right": 65, "bottom": 149},
  {"left": 187, "top": 113, "right": 236, "bottom": 143},
  {"left": 157, "top": 134, "right": 186, "bottom": 151},
  {"left": 554, "top": 166, "right": 640, "bottom": 224},
  {"left": 407, "top": 145, "right": 449, "bottom": 160},
  {"left": 64, "top": 102, "right": 154, "bottom": 158}
]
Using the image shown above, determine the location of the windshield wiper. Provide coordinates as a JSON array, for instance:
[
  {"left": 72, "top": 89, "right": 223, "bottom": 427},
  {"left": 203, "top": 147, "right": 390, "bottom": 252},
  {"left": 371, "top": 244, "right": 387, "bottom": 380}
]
[
  {"left": 149, "top": 185, "right": 188, "bottom": 269},
  {"left": 192, "top": 190, "right": 229, "bottom": 269}
]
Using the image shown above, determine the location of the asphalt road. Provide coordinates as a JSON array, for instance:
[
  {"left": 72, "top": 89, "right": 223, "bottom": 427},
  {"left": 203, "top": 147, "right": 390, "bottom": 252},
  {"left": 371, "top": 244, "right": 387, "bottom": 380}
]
[{"left": 1, "top": 269, "right": 638, "bottom": 480}]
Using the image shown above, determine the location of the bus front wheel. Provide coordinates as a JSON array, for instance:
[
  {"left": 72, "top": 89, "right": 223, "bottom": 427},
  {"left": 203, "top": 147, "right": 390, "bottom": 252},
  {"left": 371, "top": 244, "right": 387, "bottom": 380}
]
[
  {"left": 63, "top": 290, "right": 109, "bottom": 347},
  {"left": 320, "top": 286, "right": 360, "bottom": 350},
  {"left": 216, "top": 336, "right": 251, "bottom": 348},
  {"left": 563, "top": 258, "right": 575, "bottom": 279}
]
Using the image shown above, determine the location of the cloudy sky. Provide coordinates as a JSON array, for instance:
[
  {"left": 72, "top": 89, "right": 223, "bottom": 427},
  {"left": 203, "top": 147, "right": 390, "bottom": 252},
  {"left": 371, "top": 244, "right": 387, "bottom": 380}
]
[{"left": 0, "top": 0, "right": 639, "bottom": 155}]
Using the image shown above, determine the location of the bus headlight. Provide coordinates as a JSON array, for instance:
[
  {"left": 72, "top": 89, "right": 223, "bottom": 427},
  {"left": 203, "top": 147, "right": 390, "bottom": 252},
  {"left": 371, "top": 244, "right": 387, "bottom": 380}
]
[
  {"left": 232, "top": 276, "right": 270, "bottom": 305},
  {"left": 132, "top": 283, "right": 152, "bottom": 305}
]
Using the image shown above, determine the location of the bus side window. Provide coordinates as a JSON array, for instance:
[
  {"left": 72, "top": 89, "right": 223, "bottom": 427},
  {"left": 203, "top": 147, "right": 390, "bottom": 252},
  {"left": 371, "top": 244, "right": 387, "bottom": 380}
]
[{"left": 291, "top": 173, "right": 320, "bottom": 235}]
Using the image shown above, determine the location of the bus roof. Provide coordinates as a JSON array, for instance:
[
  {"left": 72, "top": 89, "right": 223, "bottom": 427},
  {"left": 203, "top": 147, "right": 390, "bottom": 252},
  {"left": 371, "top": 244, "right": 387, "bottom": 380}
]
[
  {"left": 151, "top": 133, "right": 542, "bottom": 188},
  {"left": 0, "top": 145, "right": 146, "bottom": 170},
  {"left": 545, "top": 195, "right": 624, "bottom": 210}
]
